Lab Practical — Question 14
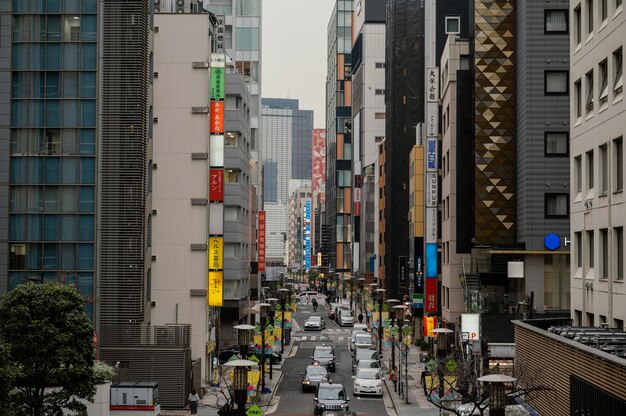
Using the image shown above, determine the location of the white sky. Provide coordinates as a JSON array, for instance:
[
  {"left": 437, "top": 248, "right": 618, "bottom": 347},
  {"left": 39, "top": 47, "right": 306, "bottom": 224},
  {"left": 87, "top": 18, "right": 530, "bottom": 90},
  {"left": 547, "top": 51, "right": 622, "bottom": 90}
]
[{"left": 262, "top": 0, "right": 336, "bottom": 128}]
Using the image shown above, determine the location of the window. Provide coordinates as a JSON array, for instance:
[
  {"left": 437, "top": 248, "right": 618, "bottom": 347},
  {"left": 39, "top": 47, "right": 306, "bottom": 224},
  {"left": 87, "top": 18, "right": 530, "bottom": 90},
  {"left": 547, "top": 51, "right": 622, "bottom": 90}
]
[
  {"left": 601, "top": 0, "right": 608, "bottom": 21},
  {"left": 236, "top": 0, "right": 260, "bottom": 16},
  {"left": 545, "top": 9, "right": 568, "bottom": 33},
  {"left": 586, "top": 150, "right": 594, "bottom": 189},
  {"left": 599, "top": 59, "right": 609, "bottom": 103},
  {"left": 545, "top": 193, "right": 569, "bottom": 218},
  {"left": 575, "top": 155, "right": 583, "bottom": 192},
  {"left": 600, "top": 228, "right": 609, "bottom": 278},
  {"left": 615, "top": 137, "right": 623, "bottom": 192},
  {"left": 375, "top": 62, "right": 385, "bottom": 69},
  {"left": 545, "top": 132, "right": 568, "bottom": 156},
  {"left": 235, "top": 27, "right": 259, "bottom": 50},
  {"left": 587, "top": 230, "right": 595, "bottom": 268},
  {"left": 616, "top": 227, "right": 624, "bottom": 280},
  {"left": 600, "top": 144, "right": 608, "bottom": 194},
  {"left": 374, "top": 112, "right": 385, "bottom": 119},
  {"left": 545, "top": 71, "right": 568, "bottom": 95},
  {"left": 574, "top": 79, "right": 582, "bottom": 117},
  {"left": 445, "top": 16, "right": 460, "bottom": 34},
  {"left": 375, "top": 89, "right": 385, "bottom": 95},
  {"left": 586, "top": 0, "right": 594, "bottom": 34},
  {"left": 225, "top": 169, "right": 239, "bottom": 183},
  {"left": 574, "top": 5, "right": 582, "bottom": 44},
  {"left": 585, "top": 70, "right": 594, "bottom": 112},
  {"left": 614, "top": 47, "right": 623, "bottom": 92},
  {"left": 576, "top": 231, "right": 583, "bottom": 268}
]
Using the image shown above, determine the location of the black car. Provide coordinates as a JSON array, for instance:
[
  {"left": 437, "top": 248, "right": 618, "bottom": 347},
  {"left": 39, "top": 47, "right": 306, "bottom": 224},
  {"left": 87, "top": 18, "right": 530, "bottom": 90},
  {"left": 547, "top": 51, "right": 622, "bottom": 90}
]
[
  {"left": 314, "top": 380, "right": 350, "bottom": 415},
  {"left": 312, "top": 344, "right": 336, "bottom": 372},
  {"left": 321, "top": 412, "right": 357, "bottom": 416},
  {"left": 301, "top": 363, "right": 329, "bottom": 393}
]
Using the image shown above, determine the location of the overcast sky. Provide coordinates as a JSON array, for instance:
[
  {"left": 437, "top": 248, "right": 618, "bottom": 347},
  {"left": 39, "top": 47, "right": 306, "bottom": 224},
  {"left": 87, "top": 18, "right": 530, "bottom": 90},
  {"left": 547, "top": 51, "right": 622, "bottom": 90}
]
[{"left": 262, "top": 0, "right": 335, "bottom": 128}]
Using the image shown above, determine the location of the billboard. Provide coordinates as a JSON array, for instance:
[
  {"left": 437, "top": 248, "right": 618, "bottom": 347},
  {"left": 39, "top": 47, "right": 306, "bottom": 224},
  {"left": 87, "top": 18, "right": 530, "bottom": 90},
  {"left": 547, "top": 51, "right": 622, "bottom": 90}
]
[
  {"left": 312, "top": 129, "right": 326, "bottom": 194},
  {"left": 424, "top": 316, "right": 438, "bottom": 337},
  {"left": 461, "top": 314, "right": 481, "bottom": 342},
  {"left": 209, "top": 169, "right": 224, "bottom": 202},
  {"left": 425, "top": 278, "right": 437, "bottom": 313},
  {"left": 304, "top": 200, "right": 311, "bottom": 271},
  {"left": 208, "top": 237, "right": 224, "bottom": 270},
  {"left": 208, "top": 271, "right": 223, "bottom": 306},
  {"left": 258, "top": 211, "right": 266, "bottom": 272},
  {"left": 210, "top": 101, "right": 224, "bottom": 133}
]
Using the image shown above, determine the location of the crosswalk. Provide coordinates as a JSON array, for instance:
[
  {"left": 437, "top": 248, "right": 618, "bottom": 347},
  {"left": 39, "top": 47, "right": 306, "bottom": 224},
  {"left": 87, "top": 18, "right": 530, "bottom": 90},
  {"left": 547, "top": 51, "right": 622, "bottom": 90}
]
[{"left": 293, "top": 328, "right": 353, "bottom": 342}]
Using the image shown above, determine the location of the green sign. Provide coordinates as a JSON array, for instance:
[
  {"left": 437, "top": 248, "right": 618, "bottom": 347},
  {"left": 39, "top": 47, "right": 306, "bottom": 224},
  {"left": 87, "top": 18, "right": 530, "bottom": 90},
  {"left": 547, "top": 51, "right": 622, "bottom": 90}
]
[
  {"left": 246, "top": 404, "right": 264, "bottom": 416},
  {"left": 248, "top": 355, "right": 260, "bottom": 363},
  {"left": 425, "top": 359, "right": 438, "bottom": 372},
  {"left": 275, "top": 303, "right": 282, "bottom": 311},
  {"left": 210, "top": 67, "right": 225, "bottom": 100},
  {"left": 445, "top": 359, "right": 458, "bottom": 373}
]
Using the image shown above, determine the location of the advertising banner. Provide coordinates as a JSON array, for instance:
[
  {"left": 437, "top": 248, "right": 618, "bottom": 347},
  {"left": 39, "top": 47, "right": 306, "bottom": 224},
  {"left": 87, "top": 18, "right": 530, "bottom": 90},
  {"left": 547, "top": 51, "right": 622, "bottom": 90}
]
[
  {"left": 426, "top": 67, "right": 439, "bottom": 102},
  {"left": 312, "top": 129, "right": 326, "bottom": 194},
  {"left": 425, "top": 243, "right": 438, "bottom": 278},
  {"left": 258, "top": 211, "right": 266, "bottom": 272},
  {"left": 209, "top": 169, "right": 224, "bottom": 202},
  {"left": 208, "top": 237, "right": 223, "bottom": 270},
  {"left": 210, "top": 101, "right": 224, "bottom": 133},
  {"left": 424, "top": 277, "right": 437, "bottom": 313},
  {"left": 210, "top": 67, "right": 225, "bottom": 100},
  {"left": 426, "top": 172, "right": 438, "bottom": 207},
  {"left": 424, "top": 315, "right": 438, "bottom": 337},
  {"left": 208, "top": 271, "right": 223, "bottom": 306},
  {"left": 425, "top": 208, "right": 437, "bottom": 244},
  {"left": 426, "top": 137, "right": 438, "bottom": 172}
]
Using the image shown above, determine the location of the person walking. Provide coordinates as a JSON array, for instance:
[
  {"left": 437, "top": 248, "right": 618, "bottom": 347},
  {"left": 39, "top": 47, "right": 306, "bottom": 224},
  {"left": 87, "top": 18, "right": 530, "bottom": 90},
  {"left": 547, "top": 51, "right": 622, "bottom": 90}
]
[
  {"left": 188, "top": 388, "right": 200, "bottom": 415},
  {"left": 358, "top": 312, "right": 364, "bottom": 323},
  {"left": 312, "top": 298, "right": 318, "bottom": 311},
  {"left": 389, "top": 366, "right": 398, "bottom": 392}
]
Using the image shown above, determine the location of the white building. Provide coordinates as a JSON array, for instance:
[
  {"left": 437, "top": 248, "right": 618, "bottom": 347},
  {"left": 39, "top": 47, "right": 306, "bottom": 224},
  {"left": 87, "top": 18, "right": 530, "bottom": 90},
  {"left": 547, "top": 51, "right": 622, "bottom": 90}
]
[{"left": 570, "top": 0, "right": 625, "bottom": 329}]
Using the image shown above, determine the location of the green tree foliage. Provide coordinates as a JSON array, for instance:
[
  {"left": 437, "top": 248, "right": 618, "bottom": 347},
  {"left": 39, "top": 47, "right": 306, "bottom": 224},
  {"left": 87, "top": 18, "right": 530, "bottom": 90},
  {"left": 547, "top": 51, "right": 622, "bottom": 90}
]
[
  {"left": 0, "top": 283, "right": 96, "bottom": 416},
  {"left": 0, "top": 338, "right": 16, "bottom": 415}
]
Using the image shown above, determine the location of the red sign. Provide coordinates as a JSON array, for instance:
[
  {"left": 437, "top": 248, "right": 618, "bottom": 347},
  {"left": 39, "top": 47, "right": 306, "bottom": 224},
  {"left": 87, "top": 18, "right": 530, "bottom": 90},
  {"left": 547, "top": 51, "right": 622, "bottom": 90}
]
[
  {"left": 312, "top": 129, "right": 326, "bottom": 194},
  {"left": 425, "top": 278, "right": 437, "bottom": 313},
  {"left": 210, "top": 101, "right": 224, "bottom": 133},
  {"left": 209, "top": 169, "right": 224, "bottom": 202},
  {"left": 258, "top": 211, "right": 266, "bottom": 272}
]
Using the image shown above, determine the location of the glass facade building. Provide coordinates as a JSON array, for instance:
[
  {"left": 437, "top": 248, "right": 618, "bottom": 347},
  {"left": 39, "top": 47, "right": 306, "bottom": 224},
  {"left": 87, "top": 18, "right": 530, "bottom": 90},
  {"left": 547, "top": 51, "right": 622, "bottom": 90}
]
[{"left": 5, "top": 0, "right": 99, "bottom": 319}]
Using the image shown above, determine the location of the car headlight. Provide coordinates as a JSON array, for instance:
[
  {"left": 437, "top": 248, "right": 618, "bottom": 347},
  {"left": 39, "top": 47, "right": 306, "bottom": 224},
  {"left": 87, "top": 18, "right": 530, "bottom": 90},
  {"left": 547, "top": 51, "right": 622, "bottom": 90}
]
[
  {"left": 303, "top": 379, "right": 310, "bottom": 384},
  {"left": 341, "top": 403, "right": 348, "bottom": 408}
]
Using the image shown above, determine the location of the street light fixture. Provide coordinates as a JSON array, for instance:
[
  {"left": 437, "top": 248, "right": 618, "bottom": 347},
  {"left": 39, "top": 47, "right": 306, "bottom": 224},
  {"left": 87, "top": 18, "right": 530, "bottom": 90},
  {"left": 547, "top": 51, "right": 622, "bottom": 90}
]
[
  {"left": 278, "top": 288, "right": 289, "bottom": 354},
  {"left": 255, "top": 303, "right": 271, "bottom": 393},
  {"left": 477, "top": 374, "right": 517, "bottom": 416},
  {"left": 392, "top": 304, "right": 409, "bottom": 403},
  {"left": 374, "top": 288, "right": 386, "bottom": 355},
  {"left": 233, "top": 324, "right": 255, "bottom": 360},
  {"left": 386, "top": 299, "right": 401, "bottom": 372},
  {"left": 223, "top": 359, "right": 258, "bottom": 412}
]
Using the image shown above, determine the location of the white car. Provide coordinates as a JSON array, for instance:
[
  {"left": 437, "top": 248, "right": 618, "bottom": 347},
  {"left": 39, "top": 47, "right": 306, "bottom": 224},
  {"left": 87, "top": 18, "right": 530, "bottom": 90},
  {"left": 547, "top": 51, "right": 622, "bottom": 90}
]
[
  {"left": 305, "top": 316, "right": 326, "bottom": 331},
  {"left": 352, "top": 369, "right": 383, "bottom": 396},
  {"left": 339, "top": 310, "right": 355, "bottom": 327},
  {"left": 350, "top": 332, "right": 373, "bottom": 351}
]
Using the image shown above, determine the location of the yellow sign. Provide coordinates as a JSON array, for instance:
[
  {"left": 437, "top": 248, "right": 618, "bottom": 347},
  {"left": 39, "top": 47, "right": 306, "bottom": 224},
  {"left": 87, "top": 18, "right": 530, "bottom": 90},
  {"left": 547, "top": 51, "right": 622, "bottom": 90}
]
[
  {"left": 208, "top": 271, "right": 223, "bottom": 306},
  {"left": 424, "top": 316, "right": 437, "bottom": 337},
  {"left": 208, "top": 237, "right": 223, "bottom": 270}
]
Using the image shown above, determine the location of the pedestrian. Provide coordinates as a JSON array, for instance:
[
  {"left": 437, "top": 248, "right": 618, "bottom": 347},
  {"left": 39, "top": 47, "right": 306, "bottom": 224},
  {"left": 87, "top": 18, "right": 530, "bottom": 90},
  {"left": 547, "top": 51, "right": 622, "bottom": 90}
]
[
  {"left": 389, "top": 366, "right": 398, "bottom": 391},
  {"left": 358, "top": 312, "right": 364, "bottom": 323},
  {"left": 312, "top": 298, "right": 318, "bottom": 311},
  {"left": 188, "top": 388, "right": 200, "bottom": 415},
  {"left": 306, "top": 294, "right": 310, "bottom": 304}
]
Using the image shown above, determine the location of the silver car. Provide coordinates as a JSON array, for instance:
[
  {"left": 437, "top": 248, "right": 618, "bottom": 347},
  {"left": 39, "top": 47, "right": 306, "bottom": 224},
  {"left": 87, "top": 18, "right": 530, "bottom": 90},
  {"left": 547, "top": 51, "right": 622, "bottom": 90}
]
[
  {"left": 339, "top": 310, "right": 355, "bottom": 327},
  {"left": 301, "top": 364, "right": 329, "bottom": 393},
  {"left": 305, "top": 316, "right": 326, "bottom": 331},
  {"left": 350, "top": 332, "right": 373, "bottom": 351},
  {"left": 352, "top": 359, "right": 380, "bottom": 375}
]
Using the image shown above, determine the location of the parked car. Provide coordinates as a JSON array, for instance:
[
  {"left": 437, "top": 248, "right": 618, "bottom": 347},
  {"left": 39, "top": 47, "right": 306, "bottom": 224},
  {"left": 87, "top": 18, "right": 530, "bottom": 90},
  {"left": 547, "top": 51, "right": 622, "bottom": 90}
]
[
  {"left": 352, "top": 368, "right": 383, "bottom": 396},
  {"left": 305, "top": 316, "right": 326, "bottom": 331},
  {"left": 301, "top": 363, "right": 329, "bottom": 393},
  {"left": 321, "top": 412, "right": 357, "bottom": 416},
  {"left": 314, "top": 380, "right": 350, "bottom": 415},
  {"left": 349, "top": 332, "right": 373, "bottom": 352},
  {"left": 352, "top": 359, "right": 380, "bottom": 375},
  {"left": 351, "top": 347, "right": 380, "bottom": 369},
  {"left": 338, "top": 310, "right": 355, "bottom": 327},
  {"left": 329, "top": 303, "right": 348, "bottom": 321},
  {"left": 312, "top": 344, "right": 336, "bottom": 372}
]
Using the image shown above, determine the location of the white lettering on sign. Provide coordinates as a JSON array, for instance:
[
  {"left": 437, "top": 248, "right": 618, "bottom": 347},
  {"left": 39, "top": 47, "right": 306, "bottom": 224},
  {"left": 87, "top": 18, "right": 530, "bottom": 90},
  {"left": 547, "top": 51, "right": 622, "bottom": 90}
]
[
  {"left": 426, "top": 172, "right": 438, "bottom": 207},
  {"left": 564, "top": 237, "right": 571, "bottom": 247}
]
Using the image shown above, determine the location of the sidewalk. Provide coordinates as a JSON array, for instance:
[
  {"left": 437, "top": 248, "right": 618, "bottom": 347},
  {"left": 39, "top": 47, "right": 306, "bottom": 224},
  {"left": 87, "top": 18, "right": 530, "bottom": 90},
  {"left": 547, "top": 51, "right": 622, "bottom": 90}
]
[{"left": 380, "top": 345, "right": 440, "bottom": 416}]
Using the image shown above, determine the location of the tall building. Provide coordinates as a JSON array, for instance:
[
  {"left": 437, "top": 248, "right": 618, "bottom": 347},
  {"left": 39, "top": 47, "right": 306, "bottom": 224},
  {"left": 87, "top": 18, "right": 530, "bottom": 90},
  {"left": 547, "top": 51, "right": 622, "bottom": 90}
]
[
  {"left": 288, "top": 185, "right": 312, "bottom": 272},
  {"left": 382, "top": 0, "right": 425, "bottom": 298},
  {"left": 351, "top": 0, "right": 386, "bottom": 282},
  {"left": 260, "top": 98, "right": 313, "bottom": 203},
  {"left": 311, "top": 128, "right": 327, "bottom": 268},
  {"left": 265, "top": 202, "right": 288, "bottom": 264},
  {"left": 325, "top": 0, "right": 353, "bottom": 283},
  {"left": 570, "top": 0, "right": 625, "bottom": 328}
]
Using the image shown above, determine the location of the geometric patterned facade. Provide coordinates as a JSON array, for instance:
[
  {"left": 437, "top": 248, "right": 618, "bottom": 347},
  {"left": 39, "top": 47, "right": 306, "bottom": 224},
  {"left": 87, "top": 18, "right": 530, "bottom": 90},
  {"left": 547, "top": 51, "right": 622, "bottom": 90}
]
[{"left": 474, "top": 0, "right": 517, "bottom": 244}]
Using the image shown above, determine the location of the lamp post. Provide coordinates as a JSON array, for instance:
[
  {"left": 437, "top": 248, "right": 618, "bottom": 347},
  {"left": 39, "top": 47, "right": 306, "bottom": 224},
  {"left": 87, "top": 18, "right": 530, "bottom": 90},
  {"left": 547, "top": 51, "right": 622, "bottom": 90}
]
[
  {"left": 278, "top": 288, "right": 289, "bottom": 354},
  {"left": 358, "top": 277, "right": 366, "bottom": 314},
  {"left": 233, "top": 324, "right": 255, "bottom": 360},
  {"left": 375, "top": 288, "right": 386, "bottom": 355},
  {"left": 477, "top": 374, "right": 517, "bottom": 416},
  {"left": 223, "top": 359, "right": 258, "bottom": 412},
  {"left": 387, "top": 300, "right": 400, "bottom": 374},
  {"left": 257, "top": 303, "right": 271, "bottom": 393},
  {"left": 392, "top": 305, "right": 410, "bottom": 403}
]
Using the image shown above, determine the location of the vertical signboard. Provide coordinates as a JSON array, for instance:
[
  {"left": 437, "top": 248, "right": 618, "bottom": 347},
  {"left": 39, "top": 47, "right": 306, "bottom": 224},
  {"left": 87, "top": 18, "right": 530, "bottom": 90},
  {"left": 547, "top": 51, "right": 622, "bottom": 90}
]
[
  {"left": 424, "top": 316, "right": 438, "bottom": 337},
  {"left": 461, "top": 313, "right": 481, "bottom": 342},
  {"left": 424, "top": 68, "right": 439, "bottom": 305},
  {"left": 426, "top": 67, "right": 439, "bottom": 102},
  {"left": 413, "top": 236, "right": 424, "bottom": 308},
  {"left": 312, "top": 129, "right": 326, "bottom": 194},
  {"left": 304, "top": 200, "right": 311, "bottom": 271},
  {"left": 258, "top": 211, "right": 266, "bottom": 273},
  {"left": 425, "top": 278, "right": 437, "bottom": 313},
  {"left": 208, "top": 52, "right": 226, "bottom": 307}
]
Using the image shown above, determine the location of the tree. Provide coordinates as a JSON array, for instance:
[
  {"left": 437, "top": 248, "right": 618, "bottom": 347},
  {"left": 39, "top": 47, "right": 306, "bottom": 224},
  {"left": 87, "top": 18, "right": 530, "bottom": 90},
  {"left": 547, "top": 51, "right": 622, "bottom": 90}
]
[
  {"left": 0, "top": 338, "right": 16, "bottom": 415},
  {"left": 0, "top": 283, "right": 96, "bottom": 416}
]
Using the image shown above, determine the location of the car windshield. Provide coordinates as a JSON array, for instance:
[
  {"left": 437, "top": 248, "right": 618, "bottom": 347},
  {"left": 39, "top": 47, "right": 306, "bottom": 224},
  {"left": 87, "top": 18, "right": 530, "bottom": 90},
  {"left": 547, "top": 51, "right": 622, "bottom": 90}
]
[
  {"left": 342, "top": 311, "right": 354, "bottom": 317},
  {"left": 356, "top": 370, "right": 381, "bottom": 380},
  {"left": 357, "top": 360, "right": 379, "bottom": 369},
  {"left": 318, "top": 387, "right": 345, "bottom": 400},
  {"left": 355, "top": 334, "right": 371, "bottom": 343},
  {"left": 355, "top": 349, "right": 377, "bottom": 360},
  {"left": 309, "top": 317, "right": 322, "bottom": 322},
  {"left": 314, "top": 349, "right": 334, "bottom": 358},
  {"left": 307, "top": 367, "right": 328, "bottom": 376}
]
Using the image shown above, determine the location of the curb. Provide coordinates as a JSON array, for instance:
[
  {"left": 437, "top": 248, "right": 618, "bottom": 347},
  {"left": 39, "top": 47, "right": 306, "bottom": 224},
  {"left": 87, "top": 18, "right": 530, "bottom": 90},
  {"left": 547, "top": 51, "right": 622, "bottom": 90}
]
[
  {"left": 262, "top": 370, "right": 283, "bottom": 414},
  {"left": 382, "top": 377, "right": 399, "bottom": 416}
]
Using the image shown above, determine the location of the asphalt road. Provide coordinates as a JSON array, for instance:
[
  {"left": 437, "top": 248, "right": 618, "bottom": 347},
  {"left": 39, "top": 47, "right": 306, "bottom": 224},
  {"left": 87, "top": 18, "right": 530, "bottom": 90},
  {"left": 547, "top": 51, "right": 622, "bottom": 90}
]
[{"left": 272, "top": 300, "right": 392, "bottom": 416}]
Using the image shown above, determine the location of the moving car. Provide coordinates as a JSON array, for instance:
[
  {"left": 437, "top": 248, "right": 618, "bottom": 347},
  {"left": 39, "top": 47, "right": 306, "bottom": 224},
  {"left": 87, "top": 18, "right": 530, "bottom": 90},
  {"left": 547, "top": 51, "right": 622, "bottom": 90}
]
[
  {"left": 296, "top": 291, "right": 319, "bottom": 303},
  {"left": 301, "top": 363, "right": 329, "bottom": 393},
  {"left": 314, "top": 380, "right": 350, "bottom": 415},
  {"left": 321, "top": 412, "right": 357, "bottom": 416},
  {"left": 312, "top": 344, "right": 336, "bottom": 372},
  {"left": 338, "top": 310, "right": 355, "bottom": 327},
  {"left": 349, "top": 332, "right": 373, "bottom": 351},
  {"left": 304, "top": 316, "right": 326, "bottom": 331},
  {"left": 352, "top": 368, "right": 383, "bottom": 396},
  {"left": 352, "top": 359, "right": 380, "bottom": 375}
]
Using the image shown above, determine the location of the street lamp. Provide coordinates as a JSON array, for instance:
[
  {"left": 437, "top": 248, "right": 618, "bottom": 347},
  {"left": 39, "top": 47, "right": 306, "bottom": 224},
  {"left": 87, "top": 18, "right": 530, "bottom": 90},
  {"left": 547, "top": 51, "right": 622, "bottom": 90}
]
[
  {"left": 357, "top": 277, "right": 366, "bottom": 314},
  {"left": 256, "top": 303, "right": 271, "bottom": 393},
  {"left": 278, "top": 288, "right": 289, "bottom": 354},
  {"left": 375, "top": 288, "right": 386, "bottom": 355},
  {"left": 477, "top": 374, "right": 517, "bottom": 416},
  {"left": 223, "top": 359, "right": 258, "bottom": 412},
  {"left": 386, "top": 299, "right": 401, "bottom": 373},
  {"left": 233, "top": 324, "right": 255, "bottom": 360},
  {"left": 392, "top": 304, "right": 409, "bottom": 403}
]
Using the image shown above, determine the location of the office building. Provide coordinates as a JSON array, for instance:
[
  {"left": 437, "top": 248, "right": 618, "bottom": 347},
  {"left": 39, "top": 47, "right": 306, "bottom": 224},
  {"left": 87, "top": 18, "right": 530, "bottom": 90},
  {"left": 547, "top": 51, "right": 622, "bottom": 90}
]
[{"left": 265, "top": 202, "right": 288, "bottom": 264}]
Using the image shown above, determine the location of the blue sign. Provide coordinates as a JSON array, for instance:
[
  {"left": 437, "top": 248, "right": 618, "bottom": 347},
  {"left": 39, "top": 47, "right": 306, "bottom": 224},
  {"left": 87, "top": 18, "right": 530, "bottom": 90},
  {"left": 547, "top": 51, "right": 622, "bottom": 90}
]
[
  {"left": 426, "top": 137, "right": 438, "bottom": 171},
  {"left": 425, "top": 243, "right": 437, "bottom": 278},
  {"left": 544, "top": 233, "right": 560, "bottom": 251},
  {"left": 304, "top": 200, "right": 311, "bottom": 270}
]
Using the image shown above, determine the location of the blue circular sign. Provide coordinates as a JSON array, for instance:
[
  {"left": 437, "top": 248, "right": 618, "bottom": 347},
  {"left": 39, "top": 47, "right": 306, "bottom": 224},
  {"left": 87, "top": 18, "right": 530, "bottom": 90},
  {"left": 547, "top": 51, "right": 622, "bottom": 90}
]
[{"left": 544, "top": 233, "right": 560, "bottom": 251}]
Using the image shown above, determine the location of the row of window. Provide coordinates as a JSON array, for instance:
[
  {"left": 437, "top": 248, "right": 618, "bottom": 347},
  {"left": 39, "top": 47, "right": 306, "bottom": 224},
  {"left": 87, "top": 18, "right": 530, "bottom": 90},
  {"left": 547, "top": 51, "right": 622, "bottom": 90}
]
[
  {"left": 574, "top": 137, "right": 624, "bottom": 195},
  {"left": 574, "top": 227, "right": 624, "bottom": 279},
  {"left": 11, "top": 156, "right": 95, "bottom": 184},
  {"left": 12, "top": 100, "right": 96, "bottom": 128},
  {"left": 12, "top": 43, "right": 96, "bottom": 71},
  {"left": 13, "top": 71, "right": 96, "bottom": 99},
  {"left": 10, "top": 214, "right": 95, "bottom": 242},
  {"left": 13, "top": 14, "right": 96, "bottom": 42},
  {"left": 11, "top": 185, "right": 94, "bottom": 213},
  {"left": 574, "top": 310, "right": 624, "bottom": 330},
  {"left": 573, "top": 0, "right": 623, "bottom": 45},
  {"left": 574, "top": 48, "right": 623, "bottom": 118},
  {"left": 12, "top": 128, "right": 96, "bottom": 156},
  {"left": 13, "top": 0, "right": 97, "bottom": 14}
]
